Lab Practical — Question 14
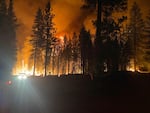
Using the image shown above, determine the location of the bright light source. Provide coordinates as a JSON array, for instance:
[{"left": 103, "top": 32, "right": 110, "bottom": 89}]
[
  {"left": 129, "top": 68, "right": 135, "bottom": 72},
  {"left": 59, "top": 36, "right": 64, "bottom": 41},
  {"left": 23, "top": 75, "right": 27, "bottom": 79},
  {"left": 18, "top": 75, "right": 27, "bottom": 80},
  {"left": 18, "top": 75, "right": 22, "bottom": 80}
]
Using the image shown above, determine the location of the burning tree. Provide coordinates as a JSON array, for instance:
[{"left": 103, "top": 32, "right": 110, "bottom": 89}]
[
  {"left": 71, "top": 32, "right": 81, "bottom": 74},
  {"left": 128, "top": 2, "right": 145, "bottom": 71},
  {"left": 59, "top": 36, "right": 72, "bottom": 75},
  {"left": 31, "top": 1, "right": 56, "bottom": 76},
  {"left": 144, "top": 10, "right": 150, "bottom": 71},
  {"left": 43, "top": 1, "right": 57, "bottom": 76},
  {"left": 31, "top": 8, "right": 44, "bottom": 76}
]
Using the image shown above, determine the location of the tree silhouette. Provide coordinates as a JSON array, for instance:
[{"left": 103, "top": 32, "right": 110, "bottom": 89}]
[
  {"left": 31, "top": 2, "right": 57, "bottom": 76},
  {"left": 144, "top": 11, "right": 150, "bottom": 70},
  {"left": 50, "top": 38, "right": 60, "bottom": 75},
  {"left": 0, "top": 0, "right": 7, "bottom": 15},
  {"left": 50, "top": 38, "right": 62, "bottom": 75},
  {"left": 71, "top": 32, "right": 80, "bottom": 74},
  {"left": 60, "top": 37, "right": 72, "bottom": 74},
  {"left": 129, "top": 2, "right": 145, "bottom": 71},
  {"left": 120, "top": 26, "right": 133, "bottom": 71},
  {"left": 7, "top": 0, "right": 17, "bottom": 75},
  {"left": 79, "top": 26, "right": 93, "bottom": 75},
  {"left": 31, "top": 8, "right": 44, "bottom": 76},
  {"left": 83, "top": 0, "right": 127, "bottom": 75},
  {"left": 43, "top": 1, "right": 56, "bottom": 76},
  {"left": 59, "top": 35, "right": 68, "bottom": 75},
  {"left": 0, "top": 0, "right": 17, "bottom": 77},
  {"left": 0, "top": 0, "right": 7, "bottom": 34}
]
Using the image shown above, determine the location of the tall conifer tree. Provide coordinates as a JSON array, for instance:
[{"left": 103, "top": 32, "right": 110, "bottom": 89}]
[
  {"left": 43, "top": 1, "right": 56, "bottom": 76},
  {"left": 31, "top": 8, "right": 44, "bottom": 76},
  {"left": 129, "top": 2, "right": 145, "bottom": 71},
  {"left": 0, "top": 0, "right": 17, "bottom": 77},
  {"left": 83, "top": 0, "right": 127, "bottom": 75},
  {"left": 79, "top": 26, "right": 93, "bottom": 74},
  {"left": 144, "top": 11, "right": 150, "bottom": 70}
]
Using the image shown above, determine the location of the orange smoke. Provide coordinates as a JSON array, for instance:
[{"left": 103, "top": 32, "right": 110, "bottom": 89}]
[{"left": 12, "top": 0, "right": 150, "bottom": 75}]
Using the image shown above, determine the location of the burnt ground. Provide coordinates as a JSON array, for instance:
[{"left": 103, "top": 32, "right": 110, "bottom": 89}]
[{"left": 0, "top": 72, "right": 150, "bottom": 113}]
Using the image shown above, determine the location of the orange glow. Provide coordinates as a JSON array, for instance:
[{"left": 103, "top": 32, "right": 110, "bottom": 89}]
[
  {"left": 13, "top": 34, "right": 66, "bottom": 76},
  {"left": 128, "top": 68, "right": 135, "bottom": 72},
  {"left": 126, "top": 59, "right": 135, "bottom": 72},
  {"left": 13, "top": 36, "right": 33, "bottom": 76},
  {"left": 59, "top": 36, "right": 64, "bottom": 41},
  {"left": 12, "top": 0, "right": 150, "bottom": 76},
  {"left": 13, "top": 60, "right": 44, "bottom": 76},
  {"left": 58, "top": 35, "right": 64, "bottom": 46},
  {"left": 12, "top": 33, "right": 82, "bottom": 76}
]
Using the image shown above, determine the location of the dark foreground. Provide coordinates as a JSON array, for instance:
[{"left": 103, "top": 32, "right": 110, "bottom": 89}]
[{"left": 0, "top": 72, "right": 150, "bottom": 113}]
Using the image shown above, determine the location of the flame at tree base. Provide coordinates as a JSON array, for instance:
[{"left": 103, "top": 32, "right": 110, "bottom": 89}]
[{"left": 13, "top": 60, "right": 43, "bottom": 76}]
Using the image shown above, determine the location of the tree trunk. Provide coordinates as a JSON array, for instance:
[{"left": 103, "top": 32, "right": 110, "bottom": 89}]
[
  {"left": 94, "top": 0, "right": 103, "bottom": 75},
  {"left": 33, "top": 41, "right": 37, "bottom": 76},
  {"left": 44, "top": 38, "right": 49, "bottom": 76},
  {"left": 67, "top": 56, "right": 70, "bottom": 75}
]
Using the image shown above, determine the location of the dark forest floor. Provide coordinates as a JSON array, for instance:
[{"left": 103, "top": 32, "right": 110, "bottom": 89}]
[{"left": 0, "top": 72, "right": 150, "bottom": 113}]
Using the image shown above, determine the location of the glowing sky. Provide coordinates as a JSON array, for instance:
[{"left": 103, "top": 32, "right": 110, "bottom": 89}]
[
  {"left": 13, "top": 0, "right": 150, "bottom": 59},
  {"left": 13, "top": 0, "right": 150, "bottom": 43},
  {"left": 14, "top": 0, "right": 86, "bottom": 45},
  {"left": 13, "top": 0, "right": 149, "bottom": 38}
]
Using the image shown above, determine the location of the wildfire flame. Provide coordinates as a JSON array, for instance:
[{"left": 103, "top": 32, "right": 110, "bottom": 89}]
[{"left": 13, "top": 35, "right": 65, "bottom": 76}]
